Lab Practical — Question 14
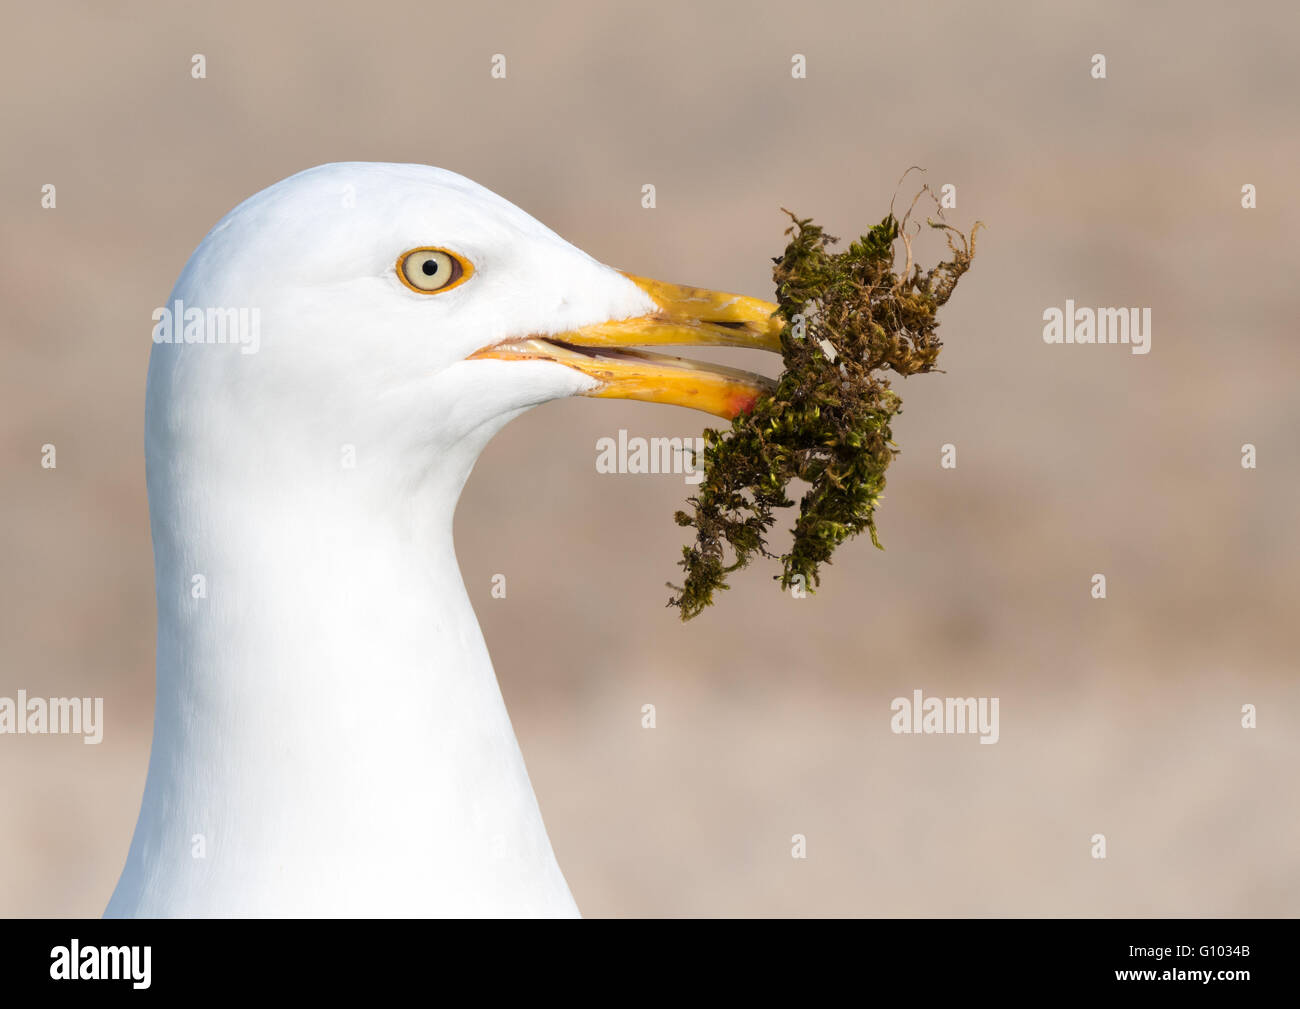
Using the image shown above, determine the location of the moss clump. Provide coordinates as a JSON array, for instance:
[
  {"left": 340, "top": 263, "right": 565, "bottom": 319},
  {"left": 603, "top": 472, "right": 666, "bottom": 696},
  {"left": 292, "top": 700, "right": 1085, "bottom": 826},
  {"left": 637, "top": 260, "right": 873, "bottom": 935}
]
[{"left": 669, "top": 193, "right": 980, "bottom": 620}]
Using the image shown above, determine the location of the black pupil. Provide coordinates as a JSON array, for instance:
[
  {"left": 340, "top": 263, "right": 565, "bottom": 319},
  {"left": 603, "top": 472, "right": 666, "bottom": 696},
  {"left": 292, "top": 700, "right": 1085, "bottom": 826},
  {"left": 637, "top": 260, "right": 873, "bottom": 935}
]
[{"left": 422, "top": 259, "right": 439, "bottom": 276}]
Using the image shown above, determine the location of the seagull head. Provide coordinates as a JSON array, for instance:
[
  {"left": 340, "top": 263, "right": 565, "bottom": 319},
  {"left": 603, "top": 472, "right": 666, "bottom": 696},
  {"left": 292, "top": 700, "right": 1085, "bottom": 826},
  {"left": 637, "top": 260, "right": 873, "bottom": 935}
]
[{"left": 151, "top": 162, "right": 780, "bottom": 493}]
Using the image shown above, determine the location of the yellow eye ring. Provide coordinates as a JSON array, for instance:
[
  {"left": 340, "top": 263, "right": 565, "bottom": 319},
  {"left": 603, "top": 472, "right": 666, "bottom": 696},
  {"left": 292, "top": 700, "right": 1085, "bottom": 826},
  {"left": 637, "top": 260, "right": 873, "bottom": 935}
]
[{"left": 397, "top": 247, "right": 474, "bottom": 294}]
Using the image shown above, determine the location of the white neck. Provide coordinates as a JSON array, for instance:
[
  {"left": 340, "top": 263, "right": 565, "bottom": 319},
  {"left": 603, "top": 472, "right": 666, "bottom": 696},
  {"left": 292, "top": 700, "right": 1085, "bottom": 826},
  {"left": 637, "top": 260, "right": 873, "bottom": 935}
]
[{"left": 108, "top": 417, "right": 577, "bottom": 917}]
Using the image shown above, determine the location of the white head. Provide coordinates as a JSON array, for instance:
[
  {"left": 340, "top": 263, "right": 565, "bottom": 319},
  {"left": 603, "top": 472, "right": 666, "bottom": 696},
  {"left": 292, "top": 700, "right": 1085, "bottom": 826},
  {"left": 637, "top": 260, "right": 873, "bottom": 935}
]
[{"left": 148, "top": 162, "right": 779, "bottom": 506}]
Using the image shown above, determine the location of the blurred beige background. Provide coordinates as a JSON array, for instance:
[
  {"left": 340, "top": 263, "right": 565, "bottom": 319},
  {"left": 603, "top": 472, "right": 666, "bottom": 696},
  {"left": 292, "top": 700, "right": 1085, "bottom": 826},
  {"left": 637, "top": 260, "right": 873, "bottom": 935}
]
[{"left": 2, "top": 0, "right": 1297, "bottom": 916}]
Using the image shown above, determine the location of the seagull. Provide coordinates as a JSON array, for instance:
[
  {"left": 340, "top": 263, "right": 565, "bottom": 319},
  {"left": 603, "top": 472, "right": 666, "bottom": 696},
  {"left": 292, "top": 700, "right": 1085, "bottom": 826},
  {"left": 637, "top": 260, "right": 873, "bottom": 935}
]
[{"left": 106, "top": 162, "right": 782, "bottom": 917}]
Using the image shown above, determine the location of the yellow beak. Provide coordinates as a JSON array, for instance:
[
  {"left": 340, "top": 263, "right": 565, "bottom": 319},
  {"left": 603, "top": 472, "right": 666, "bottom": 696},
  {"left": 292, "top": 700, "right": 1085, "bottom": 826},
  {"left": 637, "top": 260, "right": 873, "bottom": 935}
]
[{"left": 468, "top": 273, "right": 783, "bottom": 419}]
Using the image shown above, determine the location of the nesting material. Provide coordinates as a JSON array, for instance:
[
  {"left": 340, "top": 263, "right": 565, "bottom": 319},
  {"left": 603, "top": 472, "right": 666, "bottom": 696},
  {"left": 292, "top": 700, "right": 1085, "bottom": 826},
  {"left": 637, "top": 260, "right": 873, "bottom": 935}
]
[{"left": 670, "top": 197, "right": 981, "bottom": 619}]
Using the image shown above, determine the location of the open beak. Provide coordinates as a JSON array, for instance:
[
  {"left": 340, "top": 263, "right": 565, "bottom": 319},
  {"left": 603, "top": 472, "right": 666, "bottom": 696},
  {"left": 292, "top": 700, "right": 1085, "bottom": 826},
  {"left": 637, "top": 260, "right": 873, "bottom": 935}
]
[{"left": 467, "top": 273, "right": 783, "bottom": 419}]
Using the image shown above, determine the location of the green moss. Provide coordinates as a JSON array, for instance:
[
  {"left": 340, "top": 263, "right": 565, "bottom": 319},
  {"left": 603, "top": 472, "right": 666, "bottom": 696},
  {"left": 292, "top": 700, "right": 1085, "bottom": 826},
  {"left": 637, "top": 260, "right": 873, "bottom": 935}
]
[{"left": 669, "top": 194, "right": 981, "bottom": 620}]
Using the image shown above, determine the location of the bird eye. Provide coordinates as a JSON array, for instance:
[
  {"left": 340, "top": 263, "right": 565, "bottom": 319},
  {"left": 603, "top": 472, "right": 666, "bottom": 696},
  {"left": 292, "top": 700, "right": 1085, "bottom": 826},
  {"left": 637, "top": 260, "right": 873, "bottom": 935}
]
[{"left": 397, "top": 247, "right": 473, "bottom": 293}]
